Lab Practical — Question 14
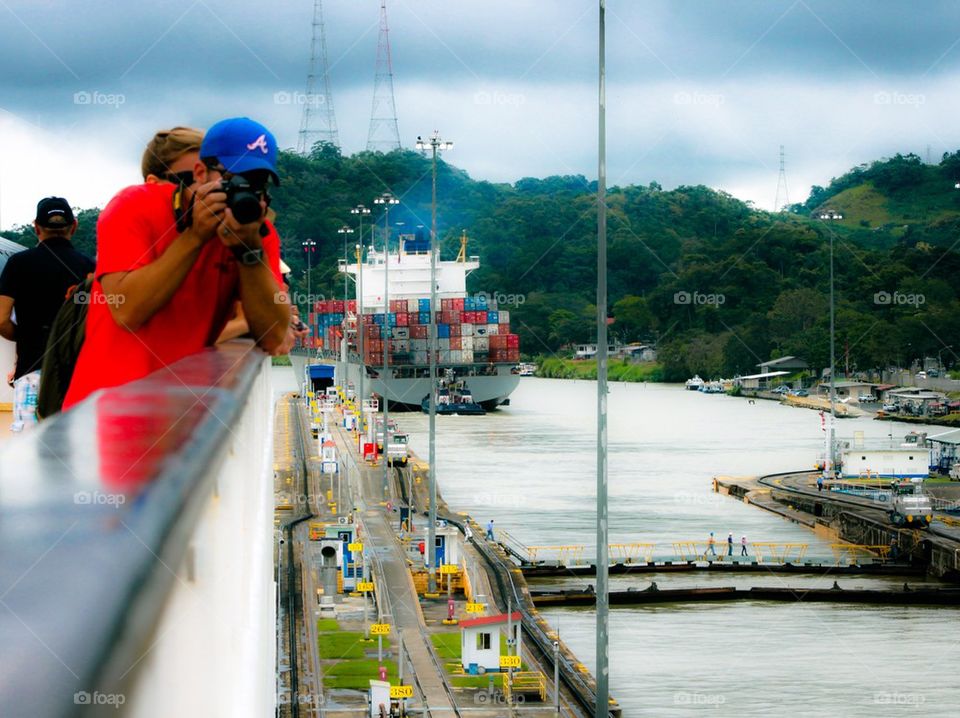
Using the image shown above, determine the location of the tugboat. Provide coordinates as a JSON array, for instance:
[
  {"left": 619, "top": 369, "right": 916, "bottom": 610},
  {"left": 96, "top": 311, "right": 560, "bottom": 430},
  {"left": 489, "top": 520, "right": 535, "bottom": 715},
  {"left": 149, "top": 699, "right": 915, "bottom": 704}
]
[{"left": 422, "top": 370, "right": 486, "bottom": 416}]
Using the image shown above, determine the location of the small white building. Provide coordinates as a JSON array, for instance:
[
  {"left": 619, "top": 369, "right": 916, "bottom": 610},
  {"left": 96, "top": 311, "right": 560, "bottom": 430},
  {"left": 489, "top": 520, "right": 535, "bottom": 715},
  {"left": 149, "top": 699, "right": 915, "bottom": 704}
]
[
  {"left": 840, "top": 447, "right": 931, "bottom": 479},
  {"left": 460, "top": 611, "right": 522, "bottom": 674},
  {"left": 734, "top": 370, "right": 789, "bottom": 390}
]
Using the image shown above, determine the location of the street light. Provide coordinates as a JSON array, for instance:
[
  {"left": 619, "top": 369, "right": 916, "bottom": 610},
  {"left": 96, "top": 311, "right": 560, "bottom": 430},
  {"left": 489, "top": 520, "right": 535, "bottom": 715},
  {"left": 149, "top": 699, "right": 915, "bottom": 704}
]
[
  {"left": 351, "top": 205, "right": 371, "bottom": 406},
  {"left": 374, "top": 192, "right": 399, "bottom": 499},
  {"left": 816, "top": 213, "right": 838, "bottom": 480},
  {"left": 301, "top": 239, "right": 317, "bottom": 318},
  {"left": 416, "top": 131, "right": 452, "bottom": 595},
  {"left": 337, "top": 225, "right": 354, "bottom": 365}
]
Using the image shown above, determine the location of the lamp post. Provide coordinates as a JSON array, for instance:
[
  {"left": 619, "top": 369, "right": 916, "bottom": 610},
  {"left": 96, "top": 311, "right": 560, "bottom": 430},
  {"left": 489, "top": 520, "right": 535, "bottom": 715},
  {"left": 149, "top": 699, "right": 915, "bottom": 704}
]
[
  {"left": 337, "top": 226, "right": 354, "bottom": 366},
  {"left": 416, "top": 131, "right": 453, "bottom": 594},
  {"left": 817, "top": 210, "right": 842, "bottom": 480},
  {"left": 351, "top": 205, "right": 371, "bottom": 410},
  {"left": 301, "top": 238, "right": 317, "bottom": 319},
  {"left": 374, "top": 192, "right": 399, "bottom": 498}
]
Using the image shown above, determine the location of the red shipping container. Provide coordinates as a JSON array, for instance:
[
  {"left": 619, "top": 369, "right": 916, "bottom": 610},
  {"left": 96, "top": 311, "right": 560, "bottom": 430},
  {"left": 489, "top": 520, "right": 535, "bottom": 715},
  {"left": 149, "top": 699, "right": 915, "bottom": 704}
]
[
  {"left": 498, "top": 324, "right": 510, "bottom": 335},
  {"left": 331, "top": 300, "right": 345, "bottom": 312},
  {"left": 396, "top": 312, "right": 408, "bottom": 326},
  {"left": 450, "top": 337, "right": 462, "bottom": 350},
  {"left": 452, "top": 297, "right": 465, "bottom": 311},
  {"left": 475, "top": 310, "right": 488, "bottom": 324},
  {"left": 489, "top": 335, "right": 507, "bottom": 350},
  {"left": 411, "top": 325, "right": 428, "bottom": 339},
  {"left": 315, "top": 300, "right": 327, "bottom": 313},
  {"left": 506, "top": 334, "right": 519, "bottom": 348},
  {"left": 308, "top": 312, "right": 317, "bottom": 324},
  {"left": 449, "top": 324, "right": 461, "bottom": 337},
  {"left": 408, "top": 312, "right": 420, "bottom": 325},
  {"left": 441, "top": 298, "right": 454, "bottom": 311},
  {"left": 347, "top": 300, "right": 357, "bottom": 313}
]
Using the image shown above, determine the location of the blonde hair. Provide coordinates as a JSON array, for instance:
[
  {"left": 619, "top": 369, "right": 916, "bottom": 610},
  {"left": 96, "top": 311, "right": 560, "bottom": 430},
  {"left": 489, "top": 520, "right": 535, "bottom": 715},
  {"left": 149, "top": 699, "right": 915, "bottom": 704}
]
[{"left": 141, "top": 126, "right": 204, "bottom": 180}]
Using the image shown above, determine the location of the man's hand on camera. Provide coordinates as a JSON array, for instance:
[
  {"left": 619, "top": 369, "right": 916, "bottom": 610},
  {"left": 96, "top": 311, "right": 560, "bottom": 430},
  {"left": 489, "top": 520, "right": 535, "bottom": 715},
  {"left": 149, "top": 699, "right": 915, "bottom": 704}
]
[
  {"left": 217, "top": 202, "right": 267, "bottom": 250},
  {"left": 187, "top": 181, "right": 227, "bottom": 244}
]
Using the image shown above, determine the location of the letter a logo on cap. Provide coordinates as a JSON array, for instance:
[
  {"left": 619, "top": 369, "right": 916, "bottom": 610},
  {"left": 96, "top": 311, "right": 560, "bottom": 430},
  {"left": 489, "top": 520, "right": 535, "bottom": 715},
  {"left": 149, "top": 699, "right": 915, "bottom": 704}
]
[{"left": 247, "top": 134, "right": 269, "bottom": 154}]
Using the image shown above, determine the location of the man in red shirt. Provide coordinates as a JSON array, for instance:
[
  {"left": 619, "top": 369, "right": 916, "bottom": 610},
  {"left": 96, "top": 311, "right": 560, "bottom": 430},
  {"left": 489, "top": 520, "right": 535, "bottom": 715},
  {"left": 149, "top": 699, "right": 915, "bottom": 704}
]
[{"left": 64, "top": 117, "right": 290, "bottom": 408}]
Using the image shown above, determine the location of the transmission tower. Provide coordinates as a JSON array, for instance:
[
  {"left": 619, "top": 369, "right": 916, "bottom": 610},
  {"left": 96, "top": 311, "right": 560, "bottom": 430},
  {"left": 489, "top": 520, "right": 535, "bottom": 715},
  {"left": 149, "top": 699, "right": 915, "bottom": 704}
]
[
  {"left": 774, "top": 144, "right": 790, "bottom": 212},
  {"left": 297, "top": 0, "right": 339, "bottom": 154},
  {"left": 366, "top": 0, "right": 401, "bottom": 152}
]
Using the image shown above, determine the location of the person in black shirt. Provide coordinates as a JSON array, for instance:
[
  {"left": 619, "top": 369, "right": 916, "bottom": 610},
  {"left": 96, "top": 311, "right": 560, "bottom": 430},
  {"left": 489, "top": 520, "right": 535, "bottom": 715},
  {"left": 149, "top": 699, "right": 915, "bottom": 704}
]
[{"left": 0, "top": 197, "right": 94, "bottom": 431}]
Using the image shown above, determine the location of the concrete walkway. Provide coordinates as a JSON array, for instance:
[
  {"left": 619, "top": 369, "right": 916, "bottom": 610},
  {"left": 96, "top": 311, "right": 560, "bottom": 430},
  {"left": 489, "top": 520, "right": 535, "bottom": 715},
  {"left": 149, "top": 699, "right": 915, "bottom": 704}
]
[{"left": 330, "top": 419, "right": 459, "bottom": 718}]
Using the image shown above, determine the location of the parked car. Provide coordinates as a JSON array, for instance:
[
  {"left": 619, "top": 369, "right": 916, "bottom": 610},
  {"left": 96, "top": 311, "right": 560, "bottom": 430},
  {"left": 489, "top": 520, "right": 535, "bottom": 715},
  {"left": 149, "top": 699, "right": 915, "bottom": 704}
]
[
  {"left": 882, "top": 403, "right": 899, "bottom": 413},
  {"left": 792, "top": 389, "right": 809, "bottom": 397},
  {"left": 772, "top": 386, "right": 789, "bottom": 394},
  {"left": 928, "top": 369, "right": 939, "bottom": 378},
  {"left": 916, "top": 371, "right": 928, "bottom": 380},
  {"left": 858, "top": 394, "right": 877, "bottom": 403}
]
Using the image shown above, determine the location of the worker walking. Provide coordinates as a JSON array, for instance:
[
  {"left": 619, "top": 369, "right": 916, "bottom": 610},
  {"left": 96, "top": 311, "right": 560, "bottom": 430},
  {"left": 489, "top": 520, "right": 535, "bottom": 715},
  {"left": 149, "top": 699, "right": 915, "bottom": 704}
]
[
  {"left": 485, "top": 519, "right": 495, "bottom": 541},
  {"left": 741, "top": 535, "right": 748, "bottom": 556},
  {"left": 727, "top": 532, "right": 734, "bottom": 556},
  {"left": 706, "top": 532, "right": 717, "bottom": 557}
]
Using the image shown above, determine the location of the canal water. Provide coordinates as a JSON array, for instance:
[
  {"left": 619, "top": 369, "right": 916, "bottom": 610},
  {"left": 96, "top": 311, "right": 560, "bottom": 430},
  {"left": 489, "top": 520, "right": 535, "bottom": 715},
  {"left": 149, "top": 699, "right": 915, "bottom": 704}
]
[{"left": 273, "top": 369, "right": 958, "bottom": 716}]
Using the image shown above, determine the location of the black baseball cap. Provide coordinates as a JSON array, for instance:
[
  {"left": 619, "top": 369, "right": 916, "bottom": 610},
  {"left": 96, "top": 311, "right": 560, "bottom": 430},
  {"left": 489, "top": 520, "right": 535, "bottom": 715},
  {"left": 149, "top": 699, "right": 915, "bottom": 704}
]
[{"left": 35, "top": 197, "right": 75, "bottom": 228}]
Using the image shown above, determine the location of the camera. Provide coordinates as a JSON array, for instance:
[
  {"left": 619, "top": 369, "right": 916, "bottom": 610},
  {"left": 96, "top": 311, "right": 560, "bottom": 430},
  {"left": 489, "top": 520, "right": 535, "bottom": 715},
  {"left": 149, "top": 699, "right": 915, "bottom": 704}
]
[{"left": 219, "top": 174, "right": 264, "bottom": 224}]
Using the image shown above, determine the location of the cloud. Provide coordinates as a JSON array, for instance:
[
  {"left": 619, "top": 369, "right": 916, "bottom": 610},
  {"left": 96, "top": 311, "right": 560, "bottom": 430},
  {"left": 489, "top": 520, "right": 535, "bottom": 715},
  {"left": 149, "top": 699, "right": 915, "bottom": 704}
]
[{"left": 2, "top": 1, "right": 960, "bottom": 227}]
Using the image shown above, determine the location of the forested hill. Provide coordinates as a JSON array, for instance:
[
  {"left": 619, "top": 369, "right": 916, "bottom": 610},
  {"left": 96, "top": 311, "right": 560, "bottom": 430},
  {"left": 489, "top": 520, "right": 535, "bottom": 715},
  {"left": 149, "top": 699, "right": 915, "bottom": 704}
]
[{"left": 3, "top": 145, "right": 959, "bottom": 381}]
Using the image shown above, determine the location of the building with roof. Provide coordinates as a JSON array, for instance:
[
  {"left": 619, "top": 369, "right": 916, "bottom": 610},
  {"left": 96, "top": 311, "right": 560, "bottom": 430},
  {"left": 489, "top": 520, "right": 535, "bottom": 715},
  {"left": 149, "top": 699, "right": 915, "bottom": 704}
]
[
  {"left": 460, "top": 611, "right": 522, "bottom": 674},
  {"left": 927, "top": 428, "right": 960, "bottom": 475},
  {"left": 817, "top": 381, "right": 877, "bottom": 402},
  {"left": 734, "top": 371, "right": 789, "bottom": 390},
  {"left": 756, "top": 356, "right": 809, "bottom": 373}
]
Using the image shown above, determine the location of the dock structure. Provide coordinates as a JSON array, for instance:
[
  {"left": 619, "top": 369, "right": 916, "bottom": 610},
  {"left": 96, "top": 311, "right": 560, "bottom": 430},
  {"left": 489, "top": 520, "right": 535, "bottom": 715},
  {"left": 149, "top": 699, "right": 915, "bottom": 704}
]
[
  {"left": 715, "top": 472, "right": 960, "bottom": 580},
  {"left": 296, "top": 394, "right": 616, "bottom": 717}
]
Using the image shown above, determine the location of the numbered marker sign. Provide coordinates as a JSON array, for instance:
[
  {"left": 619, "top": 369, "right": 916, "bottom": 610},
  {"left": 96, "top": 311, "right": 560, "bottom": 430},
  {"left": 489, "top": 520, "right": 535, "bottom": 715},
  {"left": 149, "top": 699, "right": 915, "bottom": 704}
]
[
  {"left": 465, "top": 602, "right": 485, "bottom": 614},
  {"left": 348, "top": 542, "right": 363, "bottom": 552},
  {"left": 357, "top": 581, "right": 375, "bottom": 592},
  {"left": 370, "top": 623, "right": 391, "bottom": 636},
  {"left": 439, "top": 564, "right": 458, "bottom": 575},
  {"left": 390, "top": 685, "right": 413, "bottom": 699},
  {"left": 500, "top": 655, "right": 521, "bottom": 668}
]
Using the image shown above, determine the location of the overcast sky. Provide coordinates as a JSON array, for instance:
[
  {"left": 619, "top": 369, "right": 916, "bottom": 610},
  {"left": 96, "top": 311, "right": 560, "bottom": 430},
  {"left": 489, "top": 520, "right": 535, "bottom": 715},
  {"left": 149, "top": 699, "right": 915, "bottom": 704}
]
[{"left": 2, "top": 0, "right": 960, "bottom": 228}]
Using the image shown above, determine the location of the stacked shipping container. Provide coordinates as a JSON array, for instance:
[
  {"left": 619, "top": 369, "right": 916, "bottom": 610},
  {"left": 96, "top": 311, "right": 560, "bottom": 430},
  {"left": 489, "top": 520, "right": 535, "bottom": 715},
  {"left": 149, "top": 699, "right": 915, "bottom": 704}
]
[{"left": 305, "top": 296, "right": 520, "bottom": 366}]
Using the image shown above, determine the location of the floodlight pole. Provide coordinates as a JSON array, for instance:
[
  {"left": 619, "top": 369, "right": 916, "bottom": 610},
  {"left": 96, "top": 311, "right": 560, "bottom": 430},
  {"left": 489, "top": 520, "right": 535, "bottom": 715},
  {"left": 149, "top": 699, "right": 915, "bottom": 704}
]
[{"left": 417, "top": 131, "right": 453, "bottom": 594}]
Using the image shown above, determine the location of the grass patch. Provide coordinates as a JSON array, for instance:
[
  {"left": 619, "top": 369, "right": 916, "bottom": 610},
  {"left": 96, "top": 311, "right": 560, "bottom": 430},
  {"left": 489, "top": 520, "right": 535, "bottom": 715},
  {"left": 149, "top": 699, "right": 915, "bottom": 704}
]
[
  {"left": 317, "top": 618, "right": 340, "bottom": 632},
  {"left": 318, "top": 631, "right": 390, "bottom": 660},
  {"left": 431, "top": 632, "right": 460, "bottom": 660},
  {"left": 271, "top": 354, "right": 293, "bottom": 366},
  {"left": 323, "top": 659, "right": 398, "bottom": 690}
]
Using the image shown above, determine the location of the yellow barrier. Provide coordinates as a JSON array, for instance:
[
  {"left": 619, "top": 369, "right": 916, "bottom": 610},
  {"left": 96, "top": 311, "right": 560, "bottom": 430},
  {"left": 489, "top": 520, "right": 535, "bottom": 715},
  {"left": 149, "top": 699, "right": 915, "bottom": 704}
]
[
  {"left": 527, "top": 545, "right": 586, "bottom": 565},
  {"left": 504, "top": 672, "right": 545, "bottom": 702},
  {"left": 672, "top": 541, "right": 808, "bottom": 563},
  {"left": 609, "top": 542, "right": 656, "bottom": 563},
  {"left": 750, "top": 543, "right": 808, "bottom": 564}
]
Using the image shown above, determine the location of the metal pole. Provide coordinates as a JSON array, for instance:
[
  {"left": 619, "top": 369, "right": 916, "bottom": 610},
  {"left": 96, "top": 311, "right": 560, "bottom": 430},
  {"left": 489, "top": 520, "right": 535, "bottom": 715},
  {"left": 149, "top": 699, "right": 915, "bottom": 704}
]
[
  {"left": 428, "top": 137, "right": 439, "bottom": 594},
  {"left": 595, "top": 2, "right": 610, "bottom": 716},
  {"left": 828, "top": 229, "right": 836, "bottom": 479},
  {"left": 554, "top": 641, "right": 560, "bottom": 713},
  {"left": 383, "top": 205, "right": 391, "bottom": 499},
  {"left": 357, "top": 243, "right": 365, "bottom": 412}
]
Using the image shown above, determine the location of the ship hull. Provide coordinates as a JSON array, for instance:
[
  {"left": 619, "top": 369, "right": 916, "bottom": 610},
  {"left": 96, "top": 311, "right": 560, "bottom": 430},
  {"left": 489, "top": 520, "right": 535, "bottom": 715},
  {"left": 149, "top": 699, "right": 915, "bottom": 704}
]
[{"left": 290, "top": 351, "right": 520, "bottom": 411}]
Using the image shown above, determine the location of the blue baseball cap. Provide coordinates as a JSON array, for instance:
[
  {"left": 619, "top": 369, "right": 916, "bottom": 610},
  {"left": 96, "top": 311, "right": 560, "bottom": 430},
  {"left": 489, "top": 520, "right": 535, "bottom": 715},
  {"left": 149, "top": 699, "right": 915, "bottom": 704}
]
[{"left": 200, "top": 117, "right": 280, "bottom": 184}]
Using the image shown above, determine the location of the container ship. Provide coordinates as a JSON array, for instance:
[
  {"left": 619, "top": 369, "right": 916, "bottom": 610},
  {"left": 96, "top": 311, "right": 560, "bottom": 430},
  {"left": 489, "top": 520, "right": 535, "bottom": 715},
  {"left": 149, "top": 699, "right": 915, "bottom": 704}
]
[{"left": 292, "top": 231, "right": 521, "bottom": 411}]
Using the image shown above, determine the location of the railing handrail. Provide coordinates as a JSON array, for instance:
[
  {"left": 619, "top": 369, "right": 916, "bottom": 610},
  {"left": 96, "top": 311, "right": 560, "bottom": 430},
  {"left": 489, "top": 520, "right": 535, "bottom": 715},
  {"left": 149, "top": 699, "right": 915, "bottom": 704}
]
[{"left": 0, "top": 340, "right": 268, "bottom": 718}]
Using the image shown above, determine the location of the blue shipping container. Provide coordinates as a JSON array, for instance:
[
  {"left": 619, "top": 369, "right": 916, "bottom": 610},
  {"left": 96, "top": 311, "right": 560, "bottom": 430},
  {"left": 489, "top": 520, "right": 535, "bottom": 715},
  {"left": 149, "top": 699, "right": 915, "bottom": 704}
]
[
  {"left": 419, "top": 312, "right": 430, "bottom": 324},
  {"left": 438, "top": 324, "right": 450, "bottom": 338},
  {"left": 487, "top": 311, "right": 499, "bottom": 323},
  {"left": 418, "top": 298, "right": 431, "bottom": 312}
]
